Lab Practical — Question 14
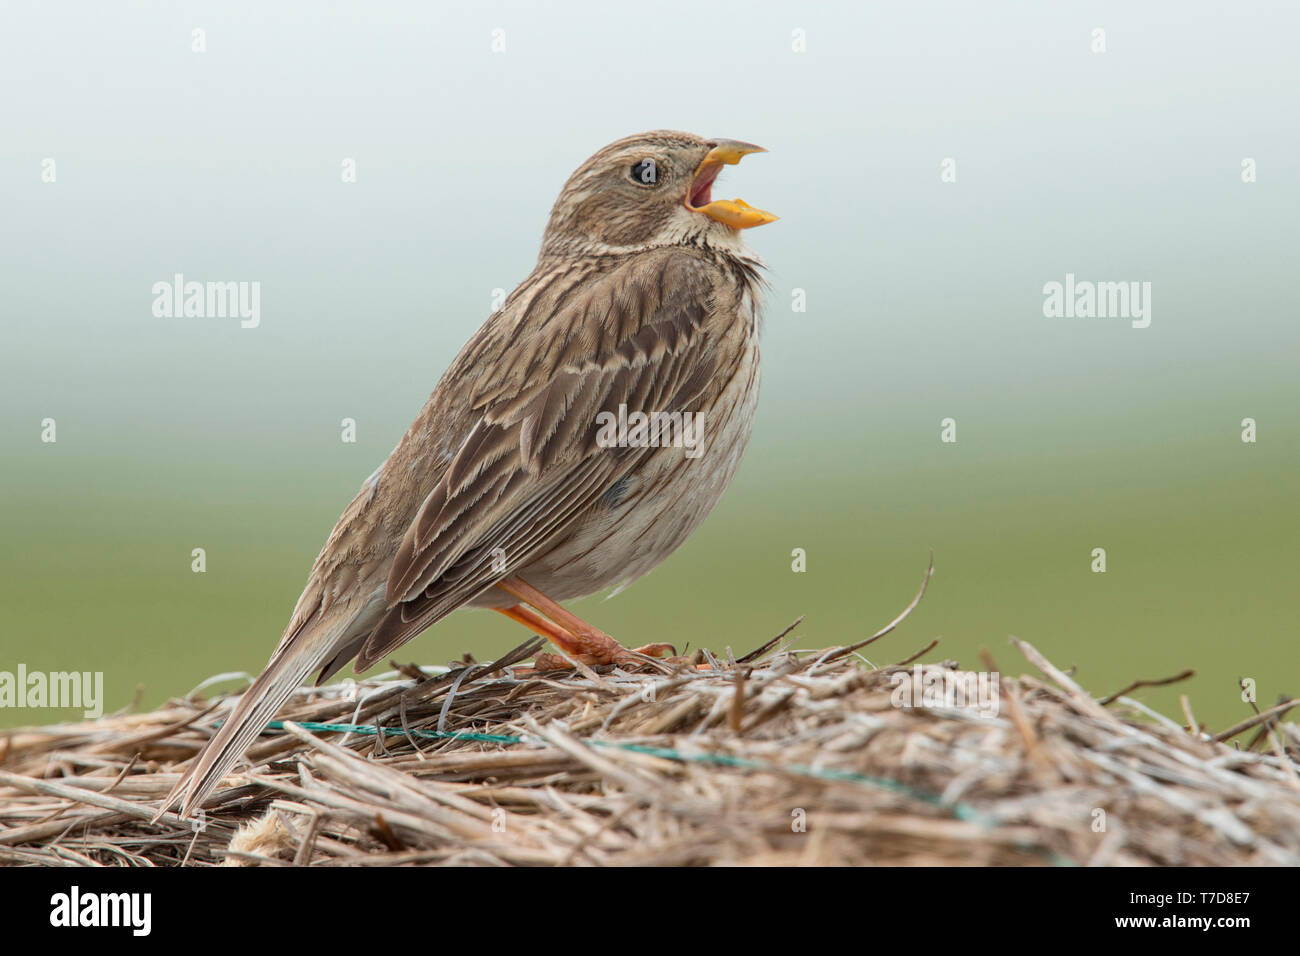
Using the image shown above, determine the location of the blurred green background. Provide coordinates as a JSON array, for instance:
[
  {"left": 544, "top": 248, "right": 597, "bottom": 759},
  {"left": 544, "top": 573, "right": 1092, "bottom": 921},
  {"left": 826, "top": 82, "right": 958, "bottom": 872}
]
[{"left": 2, "top": 1, "right": 1297, "bottom": 730}]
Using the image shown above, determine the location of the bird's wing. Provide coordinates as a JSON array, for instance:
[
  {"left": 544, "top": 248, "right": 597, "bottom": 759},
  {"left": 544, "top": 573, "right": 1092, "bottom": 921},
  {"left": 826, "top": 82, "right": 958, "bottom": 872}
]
[
  {"left": 355, "top": 249, "right": 725, "bottom": 669},
  {"left": 159, "top": 249, "right": 727, "bottom": 820}
]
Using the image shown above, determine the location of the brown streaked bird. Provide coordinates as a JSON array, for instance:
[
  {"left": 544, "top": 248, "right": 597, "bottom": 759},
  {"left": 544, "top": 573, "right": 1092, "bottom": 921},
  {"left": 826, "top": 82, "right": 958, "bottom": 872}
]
[{"left": 160, "top": 130, "right": 776, "bottom": 820}]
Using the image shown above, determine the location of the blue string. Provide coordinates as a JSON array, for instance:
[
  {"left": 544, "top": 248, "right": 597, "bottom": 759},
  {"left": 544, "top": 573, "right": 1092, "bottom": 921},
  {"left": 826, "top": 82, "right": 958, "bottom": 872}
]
[
  {"left": 261, "top": 719, "right": 999, "bottom": 828},
  {"left": 250, "top": 717, "right": 1074, "bottom": 864}
]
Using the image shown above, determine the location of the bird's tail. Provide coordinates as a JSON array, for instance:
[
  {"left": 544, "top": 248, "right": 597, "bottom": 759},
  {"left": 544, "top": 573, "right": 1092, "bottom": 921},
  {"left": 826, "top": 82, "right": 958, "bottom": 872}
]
[{"left": 155, "top": 607, "right": 360, "bottom": 822}]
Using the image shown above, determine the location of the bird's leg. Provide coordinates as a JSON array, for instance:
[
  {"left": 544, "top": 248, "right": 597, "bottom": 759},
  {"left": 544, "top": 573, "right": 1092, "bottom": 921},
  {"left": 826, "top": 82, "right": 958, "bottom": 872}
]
[
  {"left": 494, "top": 603, "right": 575, "bottom": 646},
  {"left": 494, "top": 576, "right": 675, "bottom": 669}
]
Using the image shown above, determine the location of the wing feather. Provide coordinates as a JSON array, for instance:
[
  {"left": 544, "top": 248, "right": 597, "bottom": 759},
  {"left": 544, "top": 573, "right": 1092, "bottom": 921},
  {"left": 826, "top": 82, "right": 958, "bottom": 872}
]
[{"left": 358, "top": 251, "right": 722, "bottom": 669}]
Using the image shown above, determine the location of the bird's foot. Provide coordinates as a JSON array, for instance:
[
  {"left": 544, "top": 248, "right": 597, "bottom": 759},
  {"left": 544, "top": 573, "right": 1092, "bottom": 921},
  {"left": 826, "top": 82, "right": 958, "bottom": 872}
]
[
  {"left": 494, "top": 576, "right": 679, "bottom": 671},
  {"left": 534, "top": 635, "right": 676, "bottom": 671}
]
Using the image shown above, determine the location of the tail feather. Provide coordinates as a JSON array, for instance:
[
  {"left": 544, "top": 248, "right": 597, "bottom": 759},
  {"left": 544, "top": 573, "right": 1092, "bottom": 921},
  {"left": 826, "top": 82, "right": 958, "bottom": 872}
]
[
  {"left": 157, "top": 602, "right": 377, "bottom": 822},
  {"left": 157, "top": 641, "right": 332, "bottom": 821}
]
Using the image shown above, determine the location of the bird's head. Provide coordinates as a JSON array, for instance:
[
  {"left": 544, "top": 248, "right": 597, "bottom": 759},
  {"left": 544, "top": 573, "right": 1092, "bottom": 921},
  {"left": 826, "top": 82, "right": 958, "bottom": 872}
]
[{"left": 540, "top": 130, "right": 776, "bottom": 259}]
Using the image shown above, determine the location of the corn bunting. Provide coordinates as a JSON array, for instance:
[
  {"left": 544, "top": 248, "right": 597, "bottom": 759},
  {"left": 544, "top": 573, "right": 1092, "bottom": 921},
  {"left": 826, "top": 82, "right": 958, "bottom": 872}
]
[{"left": 162, "top": 130, "right": 776, "bottom": 819}]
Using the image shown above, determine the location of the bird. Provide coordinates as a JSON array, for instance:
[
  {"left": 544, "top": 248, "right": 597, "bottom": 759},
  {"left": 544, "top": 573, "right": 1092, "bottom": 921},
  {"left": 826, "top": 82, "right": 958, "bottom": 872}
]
[{"left": 159, "top": 130, "right": 776, "bottom": 820}]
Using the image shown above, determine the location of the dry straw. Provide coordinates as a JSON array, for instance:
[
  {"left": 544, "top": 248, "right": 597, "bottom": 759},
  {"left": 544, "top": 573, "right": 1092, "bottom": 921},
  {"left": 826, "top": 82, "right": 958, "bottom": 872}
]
[{"left": 1, "top": 610, "right": 1297, "bottom": 866}]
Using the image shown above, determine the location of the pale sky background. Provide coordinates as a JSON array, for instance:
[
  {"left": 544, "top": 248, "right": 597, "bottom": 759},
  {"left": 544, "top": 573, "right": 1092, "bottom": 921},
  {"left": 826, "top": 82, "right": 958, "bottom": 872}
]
[{"left": 2, "top": 1, "right": 1296, "bottom": 728}]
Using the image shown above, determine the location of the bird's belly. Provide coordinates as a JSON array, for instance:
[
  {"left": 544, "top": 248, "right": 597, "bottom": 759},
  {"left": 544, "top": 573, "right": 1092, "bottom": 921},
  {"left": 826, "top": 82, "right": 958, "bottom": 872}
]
[
  {"left": 496, "top": 341, "right": 762, "bottom": 604},
  {"left": 370, "top": 363, "right": 757, "bottom": 607}
]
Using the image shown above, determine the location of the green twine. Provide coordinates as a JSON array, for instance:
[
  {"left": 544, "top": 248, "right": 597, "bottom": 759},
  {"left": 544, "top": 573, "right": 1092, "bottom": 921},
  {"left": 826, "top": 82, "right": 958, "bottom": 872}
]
[
  {"left": 265, "top": 720, "right": 519, "bottom": 746},
  {"left": 256, "top": 717, "right": 1076, "bottom": 864},
  {"left": 260, "top": 719, "right": 998, "bottom": 828}
]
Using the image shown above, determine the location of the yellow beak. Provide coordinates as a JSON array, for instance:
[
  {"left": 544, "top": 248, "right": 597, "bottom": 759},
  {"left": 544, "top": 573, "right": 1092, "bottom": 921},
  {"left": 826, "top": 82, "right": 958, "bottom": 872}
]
[{"left": 686, "top": 139, "right": 778, "bottom": 230}]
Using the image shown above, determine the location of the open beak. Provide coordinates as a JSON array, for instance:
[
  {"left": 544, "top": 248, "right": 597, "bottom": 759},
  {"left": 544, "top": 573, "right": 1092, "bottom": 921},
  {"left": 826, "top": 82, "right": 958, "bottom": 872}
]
[{"left": 686, "top": 139, "right": 778, "bottom": 230}]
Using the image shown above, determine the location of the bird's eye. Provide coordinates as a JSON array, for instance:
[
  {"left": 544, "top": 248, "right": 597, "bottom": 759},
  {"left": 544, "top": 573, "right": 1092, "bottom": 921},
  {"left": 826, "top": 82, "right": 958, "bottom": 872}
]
[{"left": 630, "top": 159, "right": 659, "bottom": 186}]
